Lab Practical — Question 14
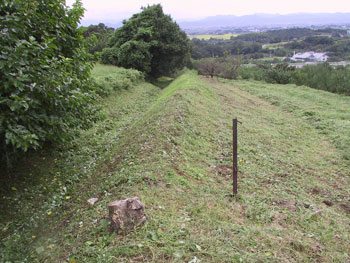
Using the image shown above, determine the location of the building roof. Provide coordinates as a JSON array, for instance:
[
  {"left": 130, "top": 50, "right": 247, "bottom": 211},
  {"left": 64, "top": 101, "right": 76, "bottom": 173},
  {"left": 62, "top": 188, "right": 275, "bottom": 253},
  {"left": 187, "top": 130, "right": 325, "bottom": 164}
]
[{"left": 291, "top": 51, "right": 328, "bottom": 61}]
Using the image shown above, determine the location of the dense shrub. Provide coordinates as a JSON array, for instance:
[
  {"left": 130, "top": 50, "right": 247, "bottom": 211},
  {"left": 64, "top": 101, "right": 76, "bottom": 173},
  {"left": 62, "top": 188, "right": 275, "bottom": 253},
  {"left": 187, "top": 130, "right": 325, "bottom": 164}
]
[
  {"left": 265, "top": 63, "right": 295, "bottom": 84},
  {"left": 240, "top": 66, "right": 266, "bottom": 81},
  {"left": 101, "top": 47, "right": 119, "bottom": 65},
  {"left": 0, "top": 0, "right": 99, "bottom": 167},
  {"left": 293, "top": 63, "right": 350, "bottom": 94}
]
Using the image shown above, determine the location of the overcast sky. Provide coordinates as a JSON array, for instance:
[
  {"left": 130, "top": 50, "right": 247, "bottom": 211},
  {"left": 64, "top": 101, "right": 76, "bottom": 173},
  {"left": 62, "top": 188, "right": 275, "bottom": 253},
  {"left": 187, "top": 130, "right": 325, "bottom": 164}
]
[{"left": 66, "top": 0, "right": 350, "bottom": 21}]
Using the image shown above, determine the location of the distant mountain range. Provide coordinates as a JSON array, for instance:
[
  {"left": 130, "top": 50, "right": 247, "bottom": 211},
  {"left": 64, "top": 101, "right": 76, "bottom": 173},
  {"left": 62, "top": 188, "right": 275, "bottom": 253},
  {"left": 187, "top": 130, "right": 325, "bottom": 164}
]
[
  {"left": 80, "top": 13, "right": 350, "bottom": 30},
  {"left": 178, "top": 13, "right": 350, "bottom": 30}
]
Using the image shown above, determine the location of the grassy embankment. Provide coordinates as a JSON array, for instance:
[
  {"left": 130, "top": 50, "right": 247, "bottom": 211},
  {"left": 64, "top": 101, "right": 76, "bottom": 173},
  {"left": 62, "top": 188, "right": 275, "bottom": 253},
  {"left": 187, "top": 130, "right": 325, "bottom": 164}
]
[{"left": 1, "top": 65, "right": 350, "bottom": 262}]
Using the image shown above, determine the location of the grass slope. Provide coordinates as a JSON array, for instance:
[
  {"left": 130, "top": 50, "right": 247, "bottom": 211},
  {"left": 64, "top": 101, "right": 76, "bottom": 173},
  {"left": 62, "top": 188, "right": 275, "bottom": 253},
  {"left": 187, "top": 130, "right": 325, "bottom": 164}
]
[
  {"left": 220, "top": 79, "right": 350, "bottom": 162},
  {"left": 1, "top": 68, "right": 350, "bottom": 262}
]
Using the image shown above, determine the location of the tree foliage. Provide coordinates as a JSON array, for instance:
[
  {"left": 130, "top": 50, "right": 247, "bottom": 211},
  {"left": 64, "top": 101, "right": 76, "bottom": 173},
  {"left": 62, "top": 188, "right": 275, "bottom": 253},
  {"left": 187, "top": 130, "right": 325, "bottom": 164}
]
[
  {"left": 195, "top": 58, "right": 223, "bottom": 78},
  {"left": 101, "top": 4, "right": 190, "bottom": 78},
  {"left": 0, "top": 0, "right": 98, "bottom": 167},
  {"left": 80, "top": 23, "right": 115, "bottom": 54},
  {"left": 195, "top": 55, "right": 241, "bottom": 79}
]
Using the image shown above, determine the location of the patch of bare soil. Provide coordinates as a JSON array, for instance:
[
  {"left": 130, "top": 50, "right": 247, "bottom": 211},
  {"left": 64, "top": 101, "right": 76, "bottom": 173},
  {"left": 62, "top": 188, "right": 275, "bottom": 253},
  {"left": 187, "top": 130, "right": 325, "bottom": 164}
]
[
  {"left": 340, "top": 203, "right": 350, "bottom": 214},
  {"left": 277, "top": 199, "right": 298, "bottom": 211},
  {"left": 271, "top": 212, "right": 288, "bottom": 225},
  {"left": 211, "top": 164, "right": 232, "bottom": 177}
]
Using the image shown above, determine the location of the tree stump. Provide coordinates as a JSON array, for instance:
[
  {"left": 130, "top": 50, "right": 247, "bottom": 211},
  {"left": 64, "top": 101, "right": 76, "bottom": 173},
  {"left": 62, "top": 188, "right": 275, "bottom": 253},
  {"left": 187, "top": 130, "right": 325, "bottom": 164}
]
[{"left": 108, "top": 196, "right": 146, "bottom": 233}]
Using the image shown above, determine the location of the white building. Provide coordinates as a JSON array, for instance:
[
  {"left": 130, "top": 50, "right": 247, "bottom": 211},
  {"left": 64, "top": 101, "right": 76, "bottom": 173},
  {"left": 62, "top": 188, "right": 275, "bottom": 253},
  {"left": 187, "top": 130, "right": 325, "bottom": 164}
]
[{"left": 291, "top": 51, "right": 328, "bottom": 62}]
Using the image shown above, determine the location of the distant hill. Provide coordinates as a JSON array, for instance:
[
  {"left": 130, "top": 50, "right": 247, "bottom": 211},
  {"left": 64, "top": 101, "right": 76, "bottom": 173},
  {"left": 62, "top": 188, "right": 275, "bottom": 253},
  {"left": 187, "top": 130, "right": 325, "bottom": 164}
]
[
  {"left": 79, "top": 13, "right": 350, "bottom": 30},
  {"left": 179, "top": 13, "right": 350, "bottom": 30}
]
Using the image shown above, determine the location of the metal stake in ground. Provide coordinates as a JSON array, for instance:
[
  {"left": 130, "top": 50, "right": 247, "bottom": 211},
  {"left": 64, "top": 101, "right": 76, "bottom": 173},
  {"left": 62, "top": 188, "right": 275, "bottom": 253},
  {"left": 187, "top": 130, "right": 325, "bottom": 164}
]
[{"left": 232, "top": 118, "right": 238, "bottom": 195}]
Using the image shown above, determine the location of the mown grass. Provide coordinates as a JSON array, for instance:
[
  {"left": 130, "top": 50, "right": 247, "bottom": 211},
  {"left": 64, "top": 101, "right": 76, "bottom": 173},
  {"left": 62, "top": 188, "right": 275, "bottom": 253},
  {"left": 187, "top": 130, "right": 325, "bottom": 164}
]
[
  {"left": 1, "top": 67, "right": 350, "bottom": 262},
  {"left": 220, "top": 79, "right": 350, "bottom": 161}
]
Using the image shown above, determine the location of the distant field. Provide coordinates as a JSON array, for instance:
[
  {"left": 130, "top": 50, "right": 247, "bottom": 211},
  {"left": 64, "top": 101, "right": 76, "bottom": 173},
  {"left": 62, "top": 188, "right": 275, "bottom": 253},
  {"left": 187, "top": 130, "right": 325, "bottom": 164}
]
[
  {"left": 255, "top": 56, "right": 284, "bottom": 62},
  {"left": 262, "top": 42, "right": 290, "bottom": 49},
  {"left": 189, "top": 33, "right": 239, "bottom": 40}
]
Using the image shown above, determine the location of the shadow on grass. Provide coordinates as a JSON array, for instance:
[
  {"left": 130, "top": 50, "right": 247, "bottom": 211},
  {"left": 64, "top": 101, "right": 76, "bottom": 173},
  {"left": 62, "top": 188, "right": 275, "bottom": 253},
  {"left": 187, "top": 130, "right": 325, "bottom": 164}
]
[{"left": 151, "top": 76, "right": 174, "bottom": 89}]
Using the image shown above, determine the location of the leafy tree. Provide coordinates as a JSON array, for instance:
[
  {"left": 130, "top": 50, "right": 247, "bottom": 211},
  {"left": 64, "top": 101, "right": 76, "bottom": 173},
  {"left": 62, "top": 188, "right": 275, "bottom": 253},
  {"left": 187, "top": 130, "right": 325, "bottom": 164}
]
[
  {"left": 195, "top": 58, "right": 223, "bottom": 78},
  {"left": 220, "top": 55, "right": 241, "bottom": 79},
  {"left": 80, "top": 23, "right": 115, "bottom": 54},
  {"left": 102, "top": 4, "right": 190, "bottom": 78},
  {"left": 101, "top": 46, "right": 119, "bottom": 65},
  {"left": 0, "top": 0, "right": 98, "bottom": 167}
]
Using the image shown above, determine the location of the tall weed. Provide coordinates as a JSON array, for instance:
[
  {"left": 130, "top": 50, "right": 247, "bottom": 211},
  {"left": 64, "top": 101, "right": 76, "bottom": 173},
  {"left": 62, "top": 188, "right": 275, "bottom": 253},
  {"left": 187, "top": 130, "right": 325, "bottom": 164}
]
[{"left": 94, "top": 68, "right": 144, "bottom": 96}]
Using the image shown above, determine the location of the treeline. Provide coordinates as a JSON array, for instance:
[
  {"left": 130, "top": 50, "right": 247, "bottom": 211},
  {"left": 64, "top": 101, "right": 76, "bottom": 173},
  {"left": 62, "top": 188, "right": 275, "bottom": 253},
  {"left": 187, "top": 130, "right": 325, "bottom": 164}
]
[
  {"left": 234, "top": 28, "right": 347, "bottom": 43},
  {"left": 243, "top": 63, "right": 350, "bottom": 94},
  {"left": 190, "top": 28, "right": 350, "bottom": 61},
  {"left": 191, "top": 38, "right": 267, "bottom": 60}
]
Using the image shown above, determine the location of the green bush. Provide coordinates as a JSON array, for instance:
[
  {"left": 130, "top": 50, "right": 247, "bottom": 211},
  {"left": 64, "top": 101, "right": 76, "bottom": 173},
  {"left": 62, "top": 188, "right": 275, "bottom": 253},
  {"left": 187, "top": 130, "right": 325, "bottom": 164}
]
[
  {"left": 240, "top": 66, "right": 267, "bottom": 81},
  {"left": 100, "top": 47, "right": 119, "bottom": 65},
  {"left": 265, "top": 64, "right": 295, "bottom": 84},
  {"left": 0, "top": 0, "right": 99, "bottom": 167},
  {"left": 291, "top": 63, "right": 350, "bottom": 94}
]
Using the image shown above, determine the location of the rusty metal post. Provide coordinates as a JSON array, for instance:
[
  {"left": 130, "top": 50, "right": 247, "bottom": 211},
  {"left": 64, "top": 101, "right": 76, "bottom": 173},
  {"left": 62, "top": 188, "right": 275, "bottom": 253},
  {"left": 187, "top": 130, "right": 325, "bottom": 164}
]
[{"left": 233, "top": 118, "right": 238, "bottom": 195}]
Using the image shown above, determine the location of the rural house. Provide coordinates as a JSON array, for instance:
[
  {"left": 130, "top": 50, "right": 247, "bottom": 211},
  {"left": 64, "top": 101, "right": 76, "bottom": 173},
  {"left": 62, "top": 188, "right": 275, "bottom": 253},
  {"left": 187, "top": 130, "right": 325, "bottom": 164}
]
[{"left": 291, "top": 51, "right": 329, "bottom": 62}]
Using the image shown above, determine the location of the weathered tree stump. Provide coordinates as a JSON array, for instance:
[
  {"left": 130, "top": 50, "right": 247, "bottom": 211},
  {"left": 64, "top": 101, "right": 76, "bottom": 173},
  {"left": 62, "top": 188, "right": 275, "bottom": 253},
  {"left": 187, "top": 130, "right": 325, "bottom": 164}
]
[{"left": 108, "top": 196, "right": 146, "bottom": 233}]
